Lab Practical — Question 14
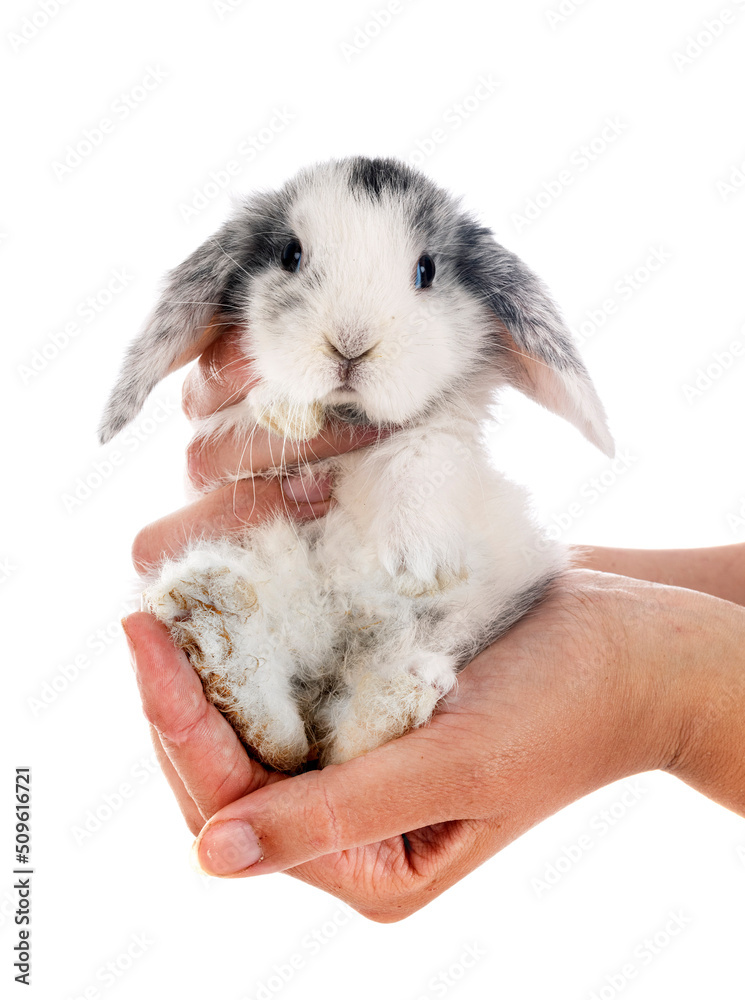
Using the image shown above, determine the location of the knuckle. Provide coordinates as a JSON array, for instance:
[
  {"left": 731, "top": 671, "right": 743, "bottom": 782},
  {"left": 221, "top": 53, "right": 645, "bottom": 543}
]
[
  {"left": 181, "top": 372, "right": 199, "bottom": 420},
  {"left": 160, "top": 699, "right": 210, "bottom": 749},
  {"left": 301, "top": 780, "right": 347, "bottom": 857},
  {"left": 225, "top": 478, "right": 275, "bottom": 525},
  {"left": 131, "top": 524, "right": 158, "bottom": 576},
  {"left": 186, "top": 435, "right": 215, "bottom": 492},
  {"left": 184, "top": 333, "right": 252, "bottom": 422}
]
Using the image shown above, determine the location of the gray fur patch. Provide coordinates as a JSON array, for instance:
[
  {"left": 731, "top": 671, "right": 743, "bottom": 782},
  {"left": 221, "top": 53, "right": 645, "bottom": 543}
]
[{"left": 452, "top": 571, "right": 558, "bottom": 669}]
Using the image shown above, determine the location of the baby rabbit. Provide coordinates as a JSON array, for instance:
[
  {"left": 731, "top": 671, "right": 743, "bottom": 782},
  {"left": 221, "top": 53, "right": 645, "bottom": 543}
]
[{"left": 100, "top": 156, "right": 613, "bottom": 771}]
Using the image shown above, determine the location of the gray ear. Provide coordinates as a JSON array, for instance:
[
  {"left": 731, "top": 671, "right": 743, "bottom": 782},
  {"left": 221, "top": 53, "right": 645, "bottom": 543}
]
[
  {"left": 462, "top": 234, "right": 614, "bottom": 457},
  {"left": 98, "top": 213, "right": 253, "bottom": 444}
]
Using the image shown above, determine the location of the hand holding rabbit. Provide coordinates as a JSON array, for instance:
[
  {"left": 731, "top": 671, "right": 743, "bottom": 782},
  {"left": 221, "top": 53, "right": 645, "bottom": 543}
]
[{"left": 124, "top": 564, "right": 745, "bottom": 919}]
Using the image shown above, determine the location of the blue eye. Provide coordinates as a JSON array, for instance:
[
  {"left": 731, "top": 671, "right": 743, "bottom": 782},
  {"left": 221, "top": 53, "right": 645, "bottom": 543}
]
[
  {"left": 281, "top": 239, "right": 302, "bottom": 272},
  {"left": 415, "top": 254, "right": 435, "bottom": 289}
]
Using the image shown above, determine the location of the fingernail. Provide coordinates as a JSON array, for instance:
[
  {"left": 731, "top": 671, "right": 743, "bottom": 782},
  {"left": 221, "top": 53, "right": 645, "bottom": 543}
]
[
  {"left": 195, "top": 820, "right": 264, "bottom": 876},
  {"left": 282, "top": 472, "right": 332, "bottom": 504}
]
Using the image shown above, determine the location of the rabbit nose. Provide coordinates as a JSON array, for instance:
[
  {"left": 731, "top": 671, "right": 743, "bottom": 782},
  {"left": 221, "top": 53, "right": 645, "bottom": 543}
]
[{"left": 326, "top": 341, "right": 372, "bottom": 363}]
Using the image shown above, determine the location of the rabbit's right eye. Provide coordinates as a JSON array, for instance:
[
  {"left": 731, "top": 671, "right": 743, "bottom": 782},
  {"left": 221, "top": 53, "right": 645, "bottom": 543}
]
[{"left": 281, "top": 239, "right": 303, "bottom": 272}]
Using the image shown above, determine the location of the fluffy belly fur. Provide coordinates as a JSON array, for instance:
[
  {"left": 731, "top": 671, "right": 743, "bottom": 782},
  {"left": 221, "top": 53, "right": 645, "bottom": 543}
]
[{"left": 144, "top": 426, "right": 565, "bottom": 771}]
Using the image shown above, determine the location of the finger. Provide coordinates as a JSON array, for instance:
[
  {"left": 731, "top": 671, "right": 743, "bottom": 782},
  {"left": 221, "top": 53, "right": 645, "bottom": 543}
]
[
  {"left": 164, "top": 315, "right": 240, "bottom": 382},
  {"left": 289, "top": 816, "right": 512, "bottom": 922},
  {"left": 147, "top": 723, "right": 204, "bottom": 835},
  {"left": 131, "top": 474, "right": 332, "bottom": 573},
  {"left": 122, "top": 612, "right": 283, "bottom": 822},
  {"left": 181, "top": 327, "right": 255, "bottom": 421},
  {"left": 191, "top": 728, "right": 463, "bottom": 878},
  {"left": 186, "top": 421, "right": 388, "bottom": 492}
]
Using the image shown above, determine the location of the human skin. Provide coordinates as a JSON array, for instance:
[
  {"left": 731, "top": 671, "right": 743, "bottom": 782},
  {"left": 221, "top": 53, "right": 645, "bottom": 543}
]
[{"left": 122, "top": 330, "right": 745, "bottom": 922}]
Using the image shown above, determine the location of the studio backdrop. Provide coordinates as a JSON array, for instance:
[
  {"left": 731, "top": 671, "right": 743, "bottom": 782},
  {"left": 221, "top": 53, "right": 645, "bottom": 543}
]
[{"left": 4, "top": 1, "right": 744, "bottom": 998}]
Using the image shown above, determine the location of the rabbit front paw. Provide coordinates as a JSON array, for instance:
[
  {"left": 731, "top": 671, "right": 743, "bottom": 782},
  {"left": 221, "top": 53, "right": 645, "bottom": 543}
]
[
  {"left": 248, "top": 385, "right": 325, "bottom": 442},
  {"left": 319, "top": 650, "right": 457, "bottom": 766}
]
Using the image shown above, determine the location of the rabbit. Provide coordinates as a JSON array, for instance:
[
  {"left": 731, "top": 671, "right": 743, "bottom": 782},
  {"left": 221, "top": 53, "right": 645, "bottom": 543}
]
[{"left": 100, "top": 156, "right": 613, "bottom": 772}]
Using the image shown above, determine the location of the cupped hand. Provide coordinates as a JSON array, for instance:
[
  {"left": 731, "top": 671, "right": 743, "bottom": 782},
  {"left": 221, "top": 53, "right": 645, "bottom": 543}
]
[{"left": 122, "top": 568, "right": 735, "bottom": 921}]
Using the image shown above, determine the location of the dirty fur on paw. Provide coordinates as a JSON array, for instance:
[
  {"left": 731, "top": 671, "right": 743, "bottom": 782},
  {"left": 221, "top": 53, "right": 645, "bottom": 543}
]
[{"left": 145, "top": 554, "right": 311, "bottom": 773}]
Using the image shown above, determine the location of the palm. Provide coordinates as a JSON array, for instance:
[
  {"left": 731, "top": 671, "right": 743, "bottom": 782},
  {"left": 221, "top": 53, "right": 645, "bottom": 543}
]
[{"left": 129, "top": 578, "right": 619, "bottom": 917}]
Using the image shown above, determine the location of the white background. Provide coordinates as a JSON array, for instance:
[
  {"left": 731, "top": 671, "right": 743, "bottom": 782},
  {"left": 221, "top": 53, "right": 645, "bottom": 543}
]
[{"left": 3, "top": 0, "right": 745, "bottom": 998}]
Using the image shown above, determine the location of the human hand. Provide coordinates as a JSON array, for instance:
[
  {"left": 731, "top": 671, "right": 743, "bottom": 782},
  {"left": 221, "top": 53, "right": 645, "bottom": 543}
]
[
  {"left": 123, "top": 569, "right": 745, "bottom": 921},
  {"left": 131, "top": 326, "right": 387, "bottom": 571},
  {"left": 181, "top": 325, "right": 387, "bottom": 491}
]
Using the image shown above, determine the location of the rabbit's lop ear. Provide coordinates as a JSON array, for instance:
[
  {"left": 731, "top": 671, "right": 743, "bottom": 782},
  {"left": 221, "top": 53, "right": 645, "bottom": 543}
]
[
  {"left": 472, "top": 238, "right": 614, "bottom": 457},
  {"left": 98, "top": 213, "right": 252, "bottom": 444}
]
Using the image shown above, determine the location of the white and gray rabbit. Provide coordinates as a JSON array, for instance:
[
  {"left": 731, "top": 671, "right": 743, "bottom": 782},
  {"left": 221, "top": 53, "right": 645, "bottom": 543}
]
[{"left": 100, "top": 156, "right": 613, "bottom": 771}]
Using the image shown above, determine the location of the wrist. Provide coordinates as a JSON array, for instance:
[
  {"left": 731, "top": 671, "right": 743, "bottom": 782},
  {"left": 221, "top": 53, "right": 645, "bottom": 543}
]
[
  {"left": 663, "top": 592, "right": 745, "bottom": 815},
  {"left": 583, "top": 574, "right": 696, "bottom": 779},
  {"left": 555, "top": 573, "right": 731, "bottom": 785}
]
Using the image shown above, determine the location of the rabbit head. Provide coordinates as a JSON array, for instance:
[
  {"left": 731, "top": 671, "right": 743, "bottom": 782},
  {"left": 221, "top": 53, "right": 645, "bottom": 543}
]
[{"left": 99, "top": 156, "right": 612, "bottom": 456}]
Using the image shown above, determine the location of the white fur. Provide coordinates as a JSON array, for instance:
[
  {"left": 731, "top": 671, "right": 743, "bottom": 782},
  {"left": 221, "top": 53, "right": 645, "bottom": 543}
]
[{"left": 145, "top": 412, "right": 566, "bottom": 769}]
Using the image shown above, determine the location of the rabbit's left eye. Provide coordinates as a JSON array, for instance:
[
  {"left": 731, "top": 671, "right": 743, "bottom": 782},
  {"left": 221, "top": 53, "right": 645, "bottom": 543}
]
[
  {"left": 415, "top": 254, "right": 435, "bottom": 289},
  {"left": 281, "top": 239, "right": 303, "bottom": 272}
]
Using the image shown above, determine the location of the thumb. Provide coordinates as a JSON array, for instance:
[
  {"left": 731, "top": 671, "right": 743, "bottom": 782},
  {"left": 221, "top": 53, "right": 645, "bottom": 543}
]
[{"left": 192, "top": 731, "right": 455, "bottom": 876}]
